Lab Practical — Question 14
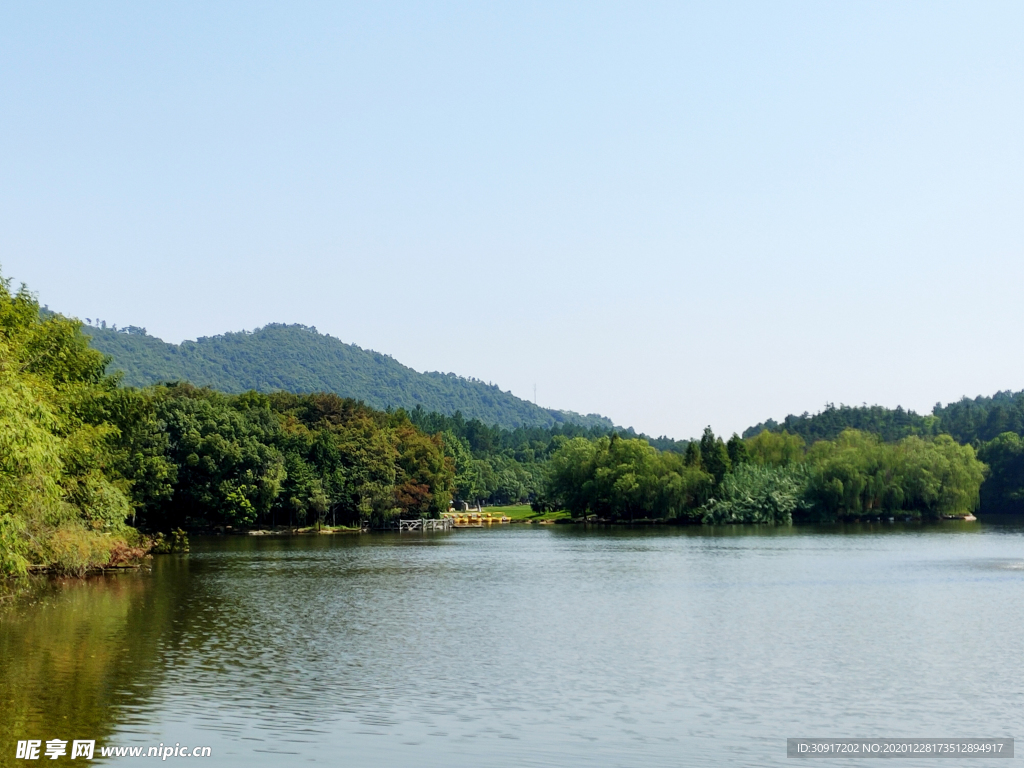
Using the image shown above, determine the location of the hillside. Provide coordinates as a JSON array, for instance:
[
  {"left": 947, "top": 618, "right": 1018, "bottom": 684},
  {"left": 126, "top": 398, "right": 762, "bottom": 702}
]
[
  {"left": 743, "top": 393, "right": 1024, "bottom": 445},
  {"left": 81, "top": 322, "right": 614, "bottom": 432},
  {"left": 742, "top": 404, "right": 940, "bottom": 443},
  {"left": 932, "top": 391, "right": 1024, "bottom": 444}
]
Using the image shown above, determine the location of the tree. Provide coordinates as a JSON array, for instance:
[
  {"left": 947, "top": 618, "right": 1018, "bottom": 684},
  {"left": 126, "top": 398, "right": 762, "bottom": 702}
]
[
  {"left": 392, "top": 421, "right": 453, "bottom": 517},
  {"left": 726, "top": 433, "right": 750, "bottom": 467},
  {"left": 546, "top": 435, "right": 710, "bottom": 521},
  {"left": 702, "top": 463, "right": 809, "bottom": 525},
  {"left": 746, "top": 430, "right": 804, "bottom": 467},
  {"left": 0, "top": 274, "right": 137, "bottom": 575},
  {"left": 546, "top": 437, "right": 599, "bottom": 516},
  {"left": 442, "top": 431, "right": 478, "bottom": 503},
  {"left": 684, "top": 441, "right": 702, "bottom": 468},
  {"left": 977, "top": 433, "right": 1024, "bottom": 513},
  {"left": 699, "top": 427, "right": 731, "bottom": 486},
  {"left": 802, "top": 430, "right": 985, "bottom": 521},
  {"left": 103, "top": 387, "right": 177, "bottom": 526},
  {"left": 153, "top": 388, "right": 285, "bottom": 528}
]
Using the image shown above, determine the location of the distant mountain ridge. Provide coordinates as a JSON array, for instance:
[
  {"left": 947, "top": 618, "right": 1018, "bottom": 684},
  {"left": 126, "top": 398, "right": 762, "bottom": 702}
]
[{"left": 81, "top": 322, "right": 615, "bottom": 432}]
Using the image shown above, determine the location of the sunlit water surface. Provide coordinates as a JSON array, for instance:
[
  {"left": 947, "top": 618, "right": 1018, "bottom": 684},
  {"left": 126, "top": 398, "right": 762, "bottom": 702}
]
[{"left": 2, "top": 523, "right": 1022, "bottom": 766}]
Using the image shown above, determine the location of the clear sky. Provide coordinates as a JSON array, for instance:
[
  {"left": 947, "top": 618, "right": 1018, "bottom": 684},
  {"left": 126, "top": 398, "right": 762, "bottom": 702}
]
[{"left": 2, "top": 2, "right": 1022, "bottom": 439}]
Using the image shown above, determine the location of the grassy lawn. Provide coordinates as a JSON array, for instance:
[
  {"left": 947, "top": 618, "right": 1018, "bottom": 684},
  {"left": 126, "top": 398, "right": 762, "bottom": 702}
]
[{"left": 482, "top": 504, "right": 572, "bottom": 523}]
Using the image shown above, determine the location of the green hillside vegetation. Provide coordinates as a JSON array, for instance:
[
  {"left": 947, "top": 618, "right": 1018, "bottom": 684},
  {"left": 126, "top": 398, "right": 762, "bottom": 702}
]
[
  {"left": 5, "top": 270, "right": 1024, "bottom": 580},
  {"left": 81, "top": 322, "right": 613, "bottom": 432},
  {"left": 743, "top": 403, "right": 941, "bottom": 443},
  {"left": 3, "top": 279, "right": 458, "bottom": 575},
  {"left": 932, "top": 391, "right": 1024, "bottom": 444},
  {"left": 743, "top": 394, "right": 1024, "bottom": 447}
]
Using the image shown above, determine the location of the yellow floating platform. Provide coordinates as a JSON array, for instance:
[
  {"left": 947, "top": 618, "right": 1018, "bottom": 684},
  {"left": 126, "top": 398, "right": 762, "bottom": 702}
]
[{"left": 444, "top": 511, "right": 511, "bottom": 528}]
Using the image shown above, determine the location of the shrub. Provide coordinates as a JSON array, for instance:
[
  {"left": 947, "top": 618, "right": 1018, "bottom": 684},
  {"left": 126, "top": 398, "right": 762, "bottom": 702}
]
[{"left": 701, "top": 464, "right": 810, "bottom": 525}]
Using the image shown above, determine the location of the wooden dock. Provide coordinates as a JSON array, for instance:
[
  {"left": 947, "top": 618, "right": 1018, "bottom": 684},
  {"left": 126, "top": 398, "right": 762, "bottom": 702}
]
[{"left": 397, "top": 518, "right": 454, "bottom": 532}]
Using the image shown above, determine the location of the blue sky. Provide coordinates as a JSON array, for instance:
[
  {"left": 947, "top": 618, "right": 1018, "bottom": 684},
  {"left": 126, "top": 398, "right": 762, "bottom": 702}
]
[{"left": 2, "top": 2, "right": 1023, "bottom": 438}]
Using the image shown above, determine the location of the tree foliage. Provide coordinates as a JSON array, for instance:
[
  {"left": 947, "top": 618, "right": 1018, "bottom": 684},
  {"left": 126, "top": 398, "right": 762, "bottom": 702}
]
[
  {"left": 746, "top": 430, "right": 806, "bottom": 467},
  {"left": 546, "top": 435, "right": 712, "bottom": 521},
  {"left": 933, "top": 391, "right": 1024, "bottom": 444},
  {"left": 412, "top": 408, "right": 627, "bottom": 506},
  {"left": 802, "top": 431, "right": 984, "bottom": 521},
  {"left": 128, "top": 386, "right": 455, "bottom": 530},
  {"left": 541, "top": 428, "right": 985, "bottom": 524},
  {"left": 976, "top": 432, "right": 1024, "bottom": 514},
  {"left": 744, "top": 403, "right": 941, "bottom": 443},
  {"left": 743, "top": 393, "right": 1024, "bottom": 449},
  {"left": 0, "top": 276, "right": 138, "bottom": 575},
  {"left": 702, "top": 463, "right": 810, "bottom": 525}
]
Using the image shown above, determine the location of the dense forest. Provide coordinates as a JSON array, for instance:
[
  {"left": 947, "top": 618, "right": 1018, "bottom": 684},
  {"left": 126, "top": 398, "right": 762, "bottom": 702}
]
[
  {"left": 80, "top": 321, "right": 613, "bottom": 432},
  {"left": 130, "top": 385, "right": 454, "bottom": 532},
  {"left": 743, "top": 395, "right": 1024, "bottom": 446},
  {"left": 5, "top": 272, "right": 1024, "bottom": 578},
  {"left": 743, "top": 404, "right": 941, "bottom": 443},
  {"left": 405, "top": 407, "right": 689, "bottom": 507},
  {"left": 738, "top": 399, "right": 1024, "bottom": 518},
  {"left": 933, "top": 392, "right": 1024, "bottom": 444},
  {"left": 1, "top": 279, "right": 142, "bottom": 576},
  {"left": 542, "top": 428, "right": 985, "bottom": 525},
  {"left": 3, "top": 281, "right": 456, "bottom": 576}
]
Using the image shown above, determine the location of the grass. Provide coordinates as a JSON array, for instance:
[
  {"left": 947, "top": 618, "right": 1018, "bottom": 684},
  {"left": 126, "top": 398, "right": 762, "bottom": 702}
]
[{"left": 482, "top": 504, "right": 572, "bottom": 523}]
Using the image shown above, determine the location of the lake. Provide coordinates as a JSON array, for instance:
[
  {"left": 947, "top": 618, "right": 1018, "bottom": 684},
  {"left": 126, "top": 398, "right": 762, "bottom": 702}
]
[{"left": 2, "top": 522, "right": 1022, "bottom": 766}]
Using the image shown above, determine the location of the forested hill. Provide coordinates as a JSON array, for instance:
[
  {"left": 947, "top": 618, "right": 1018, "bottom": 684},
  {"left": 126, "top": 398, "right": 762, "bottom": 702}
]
[
  {"left": 743, "top": 404, "right": 940, "bottom": 443},
  {"left": 932, "top": 391, "right": 1024, "bottom": 444},
  {"left": 81, "top": 322, "right": 614, "bottom": 432},
  {"left": 743, "top": 393, "right": 1024, "bottom": 445}
]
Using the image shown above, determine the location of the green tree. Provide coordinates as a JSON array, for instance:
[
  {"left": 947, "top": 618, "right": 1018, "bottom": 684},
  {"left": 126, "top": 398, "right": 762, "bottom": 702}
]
[
  {"left": 153, "top": 387, "right": 285, "bottom": 528},
  {"left": 546, "top": 437, "right": 599, "bottom": 516},
  {"left": 684, "top": 440, "right": 702, "bottom": 468},
  {"left": 546, "top": 435, "right": 710, "bottom": 521},
  {"left": 392, "top": 420, "right": 453, "bottom": 517},
  {"left": 699, "top": 427, "right": 731, "bottom": 486},
  {"left": 746, "top": 430, "right": 805, "bottom": 467},
  {"left": 726, "top": 433, "right": 750, "bottom": 467},
  {"left": 802, "top": 430, "right": 985, "bottom": 521},
  {"left": 0, "top": 275, "right": 137, "bottom": 574},
  {"left": 977, "top": 433, "right": 1024, "bottom": 513},
  {"left": 442, "top": 431, "right": 478, "bottom": 502},
  {"left": 103, "top": 387, "right": 177, "bottom": 526},
  {"left": 702, "top": 463, "right": 809, "bottom": 525}
]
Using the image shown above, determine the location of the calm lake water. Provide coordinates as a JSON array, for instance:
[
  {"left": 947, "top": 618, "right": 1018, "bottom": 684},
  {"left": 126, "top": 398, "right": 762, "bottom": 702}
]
[{"left": 2, "top": 523, "right": 1023, "bottom": 767}]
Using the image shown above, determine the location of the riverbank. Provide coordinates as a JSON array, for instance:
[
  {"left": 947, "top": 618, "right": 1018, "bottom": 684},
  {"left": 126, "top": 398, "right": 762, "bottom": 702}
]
[{"left": 482, "top": 504, "right": 571, "bottom": 523}]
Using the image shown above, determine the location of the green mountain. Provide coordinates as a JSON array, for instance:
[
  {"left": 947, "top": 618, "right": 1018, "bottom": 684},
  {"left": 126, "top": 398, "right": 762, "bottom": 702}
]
[{"left": 81, "top": 322, "right": 614, "bottom": 431}]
